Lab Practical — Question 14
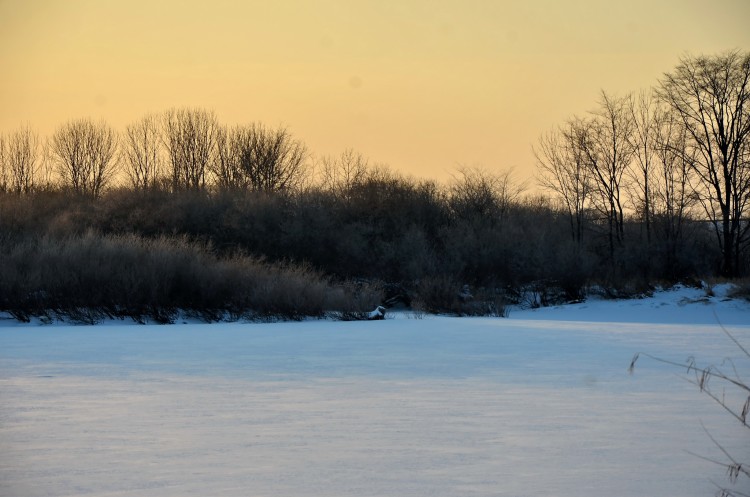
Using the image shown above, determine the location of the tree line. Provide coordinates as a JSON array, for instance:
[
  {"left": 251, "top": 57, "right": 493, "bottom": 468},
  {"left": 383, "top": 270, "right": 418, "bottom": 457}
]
[
  {"left": 0, "top": 109, "right": 312, "bottom": 197},
  {"left": 536, "top": 50, "right": 750, "bottom": 278},
  {"left": 0, "top": 51, "right": 747, "bottom": 322}
]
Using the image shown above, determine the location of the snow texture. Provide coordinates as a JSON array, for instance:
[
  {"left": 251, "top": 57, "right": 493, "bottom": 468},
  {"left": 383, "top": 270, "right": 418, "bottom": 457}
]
[{"left": 1, "top": 285, "right": 748, "bottom": 497}]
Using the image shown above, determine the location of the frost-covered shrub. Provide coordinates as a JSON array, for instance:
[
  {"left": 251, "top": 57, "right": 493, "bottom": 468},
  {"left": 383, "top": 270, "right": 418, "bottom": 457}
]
[{"left": 0, "top": 232, "right": 374, "bottom": 323}]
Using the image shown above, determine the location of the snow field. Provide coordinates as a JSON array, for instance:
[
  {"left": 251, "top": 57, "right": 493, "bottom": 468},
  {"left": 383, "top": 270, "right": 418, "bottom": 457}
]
[{"left": 1, "top": 286, "right": 748, "bottom": 496}]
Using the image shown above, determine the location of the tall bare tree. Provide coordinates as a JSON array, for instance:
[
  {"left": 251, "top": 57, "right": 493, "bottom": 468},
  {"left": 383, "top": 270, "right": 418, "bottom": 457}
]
[
  {"left": 628, "top": 90, "right": 659, "bottom": 243},
  {"left": 535, "top": 118, "right": 592, "bottom": 245},
  {"left": 651, "top": 107, "right": 696, "bottom": 260},
  {"left": 578, "top": 91, "right": 636, "bottom": 260},
  {"left": 51, "top": 118, "right": 118, "bottom": 198},
  {"left": 163, "top": 108, "right": 218, "bottom": 191},
  {"left": 657, "top": 50, "right": 750, "bottom": 276},
  {"left": 123, "top": 114, "right": 163, "bottom": 190}
]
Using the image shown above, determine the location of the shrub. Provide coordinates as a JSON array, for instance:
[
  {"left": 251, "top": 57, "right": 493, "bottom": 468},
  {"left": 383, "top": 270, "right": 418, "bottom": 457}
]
[
  {"left": 0, "top": 232, "right": 375, "bottom": 323},
  {"left": 411, "top": 276, "right": 508, "bottom": 317},
  {"left": 324, "top": 280, "right": 385, "bottom": 321}
]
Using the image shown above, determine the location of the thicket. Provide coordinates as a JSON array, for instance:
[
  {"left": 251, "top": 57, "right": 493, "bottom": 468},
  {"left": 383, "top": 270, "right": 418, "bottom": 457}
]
[
  {"left": 0, "top": 229, "right": 383, "bottom": 323},
  {"left": 0, "top": 173, "right": 721, "bottom": 323}
]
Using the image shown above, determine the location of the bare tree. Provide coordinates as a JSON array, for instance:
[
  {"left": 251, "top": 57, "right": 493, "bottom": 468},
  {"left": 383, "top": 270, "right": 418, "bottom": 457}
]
[
  {"left": 163, "top": 108, "right": 218, "bottom": 191},
  {"left": 449, "top": 167, "right": 525, "bottom": 225},
  {"left": 651, "top": 107, "right": 697, "bottom": 268},
  {"left": 628, "top": 90, "right": 659, "bottom": 243},
  {"left": 657, "top": 50, "right": 750, "bottom": 277},
  {"left": 212, "top": 125, "right": 241, "bottom": 191},
  {"left": 578, "top": 91, "right": 636, "bottom": 260},
  {"left": 535, "top": 118, "right": 592, "bottom": 245},
  {"left": 211, "top": 123, "right": 307, "bottom": 193},
  {"left": 4, "top": 125, "right": 41, "bottom": 194},
  {"left": 318, "top": 148, "right": 369, "bottom": 202},
  {"left": 245, "top": 123, "right": 308, "bottom": 192},
  {"left": 37, "top": 138, "right": 56, "bottom": 190},
  {"left": 123, "top": 114, "right": 163, "bottom": 190},
  {"left": 51, "top": 118, "right": 119, "bottom": 198}
]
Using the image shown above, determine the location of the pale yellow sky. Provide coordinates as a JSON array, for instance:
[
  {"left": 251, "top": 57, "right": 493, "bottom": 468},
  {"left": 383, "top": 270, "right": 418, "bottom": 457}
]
[{"left": 1, "top": 0, "right": 749, "bottom": 183}]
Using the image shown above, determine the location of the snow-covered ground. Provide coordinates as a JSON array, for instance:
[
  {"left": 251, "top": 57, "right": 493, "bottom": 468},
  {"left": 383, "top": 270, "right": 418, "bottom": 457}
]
[{"left": 1, "top": 285, "right": 748, "bottom": 497}]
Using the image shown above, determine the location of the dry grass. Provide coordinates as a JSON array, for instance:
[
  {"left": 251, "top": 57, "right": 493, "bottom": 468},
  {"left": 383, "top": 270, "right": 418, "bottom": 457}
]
[{"left": 629, "top": 325, "right": 750, "bottom": 496}]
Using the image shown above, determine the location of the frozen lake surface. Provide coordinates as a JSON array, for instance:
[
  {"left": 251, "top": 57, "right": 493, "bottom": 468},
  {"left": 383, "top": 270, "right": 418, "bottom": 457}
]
[{"left": 1, "top": 285, "right": 749, "bottom": 496}]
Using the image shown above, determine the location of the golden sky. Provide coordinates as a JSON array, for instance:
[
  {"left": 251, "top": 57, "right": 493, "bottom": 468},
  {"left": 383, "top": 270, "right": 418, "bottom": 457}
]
[{"left": 1, "top": 0, "right": 749, "bottom": 183}]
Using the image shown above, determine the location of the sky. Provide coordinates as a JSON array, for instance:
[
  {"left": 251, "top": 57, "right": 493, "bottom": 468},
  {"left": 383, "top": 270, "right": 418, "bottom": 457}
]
[{"left": 1, "top": 0, "right": 749, "bottom": 184}]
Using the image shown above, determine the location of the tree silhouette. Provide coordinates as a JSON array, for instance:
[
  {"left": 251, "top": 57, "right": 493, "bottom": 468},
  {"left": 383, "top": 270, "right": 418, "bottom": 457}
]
[
  {"left": 658, "top": 50, "right": 750, "bottom": 277},
  {"left": 123, "top": 114, "right": 163, "bottom": 190},
  {"left": 51, "top": 118, "right": 118, "bottom": 198},
  {"left": 163, "top": 108, "right": 218, "bottom": 191}
]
